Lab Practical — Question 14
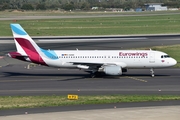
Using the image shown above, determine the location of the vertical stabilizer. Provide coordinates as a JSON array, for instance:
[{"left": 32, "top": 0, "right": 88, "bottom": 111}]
[
  {"left": 10, "top": 24, "right": 47, "bottom": 65},
  {"left": 10, "top": 24, "right": 40, "bottom": 55}
]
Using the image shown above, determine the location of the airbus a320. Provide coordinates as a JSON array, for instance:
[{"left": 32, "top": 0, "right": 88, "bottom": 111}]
[{"left": 7, "top": 24, "right": 177, "bottom": 77}]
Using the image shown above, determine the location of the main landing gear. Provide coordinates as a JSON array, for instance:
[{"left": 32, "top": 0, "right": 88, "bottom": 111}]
[
  {"left": 150, "top": 68, "right": 154, "bottom": 77},
  {"left": 90, "top": 72, "right": 96, "bottom": 78},
  {"left": 90, "top": 71, "right": 103, "bottom": 78}
]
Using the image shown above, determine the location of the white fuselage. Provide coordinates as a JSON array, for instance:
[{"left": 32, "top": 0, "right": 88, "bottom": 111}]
[{"left": 40, "top": 50, "right": 177, "bottom": 69}]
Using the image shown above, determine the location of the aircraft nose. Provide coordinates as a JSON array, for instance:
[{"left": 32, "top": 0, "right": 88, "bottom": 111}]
[{"left": 171, "top": 58, "right": 177, "bottom": 66}]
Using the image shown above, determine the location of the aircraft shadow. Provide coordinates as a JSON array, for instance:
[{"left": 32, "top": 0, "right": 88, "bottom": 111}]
[
  {"left": 1, "top": 72, "right": 170, "bottom": 82},
  {"left": 122, "top": 74, "right": 170, "bottom": 77},
  {"left": 2, "top": 72, "right": 89, "bottom": 77}
]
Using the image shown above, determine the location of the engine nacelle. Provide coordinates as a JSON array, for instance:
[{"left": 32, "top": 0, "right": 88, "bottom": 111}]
[{"left": 103, "top": 65, "right": 122, "bottom": 75}]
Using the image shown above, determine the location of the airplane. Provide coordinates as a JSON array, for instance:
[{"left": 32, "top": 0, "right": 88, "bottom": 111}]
[{"left": 7, "top": 23, "right": 177, "bottom": 77}]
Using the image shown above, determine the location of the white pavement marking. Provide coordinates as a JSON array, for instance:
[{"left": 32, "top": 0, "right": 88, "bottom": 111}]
[{"left": 0, "top": 106, "right": 180, "bottom": 120}]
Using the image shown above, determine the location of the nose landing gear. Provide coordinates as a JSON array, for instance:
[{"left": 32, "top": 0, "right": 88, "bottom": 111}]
[{"left": 150, "top": 68, "right": 154, "bottom": 77}]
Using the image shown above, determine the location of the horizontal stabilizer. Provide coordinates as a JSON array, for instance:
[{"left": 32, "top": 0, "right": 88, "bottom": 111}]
[{"left": 7, "top": 52, "right": 28, "bottom": 58}]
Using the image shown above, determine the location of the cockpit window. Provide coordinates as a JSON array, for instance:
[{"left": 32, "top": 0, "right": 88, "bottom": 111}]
[{"left": 161, "top": 55, "right": 171, "bottom": 58}]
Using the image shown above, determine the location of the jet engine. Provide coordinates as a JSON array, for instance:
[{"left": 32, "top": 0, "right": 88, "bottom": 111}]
[{"left": 103, "top": 65, "right": 122, "bottom": 75}]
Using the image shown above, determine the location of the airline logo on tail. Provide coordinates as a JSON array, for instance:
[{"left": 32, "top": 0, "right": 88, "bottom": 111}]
[
  {"left": 10, "top": 24, "right": 49, "bottom": 65},
  {"left": 11, "top": 24, "right": 27, "bottom": 35}
]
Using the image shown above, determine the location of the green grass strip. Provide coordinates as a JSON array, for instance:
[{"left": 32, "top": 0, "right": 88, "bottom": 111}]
[
  {"left": 0, "top": 13, "right": 180, "bottom": 36},
  {"left": 0, "top": 95, "right": 180, "bottom": 110}
]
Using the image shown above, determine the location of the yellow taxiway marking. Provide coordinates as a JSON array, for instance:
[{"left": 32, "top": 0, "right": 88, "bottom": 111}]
[{"left": 125, "top": 76, "right": 148, "bottom": 82}]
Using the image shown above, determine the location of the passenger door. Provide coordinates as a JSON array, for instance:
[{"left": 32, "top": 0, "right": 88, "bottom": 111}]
[{"left": 149, "top": 52, "right": 155, "bottom": 63}]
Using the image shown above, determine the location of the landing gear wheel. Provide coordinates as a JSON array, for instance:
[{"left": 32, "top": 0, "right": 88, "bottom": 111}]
[
  {"left": 90, "top": 72, "right": 102, "bottom": 78},
  {"left": 90, "top": 74, "right": 95, "bottom": 78},
  {"left": 150, "top": 68, "right": 155, "bottom": 77},
  {"left": 90, "top": 71, "right": 97, "bottom": 78}
]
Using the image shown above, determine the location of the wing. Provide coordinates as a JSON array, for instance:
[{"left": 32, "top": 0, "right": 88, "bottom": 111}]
[{"left": 69, "top": 61, "right": 127, "bottom": 71}]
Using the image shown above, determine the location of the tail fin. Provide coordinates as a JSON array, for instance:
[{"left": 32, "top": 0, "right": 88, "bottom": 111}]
[
  {"left": 10, "top": 24, "right": 40, "bottom": 55},
  {"left": 10, "top": 24, "right": 47, "bottom": 65}
]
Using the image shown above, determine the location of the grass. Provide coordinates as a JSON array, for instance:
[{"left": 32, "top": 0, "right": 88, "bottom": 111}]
[
  {"left": 0, "top": 13, "right": 180, "bottom": 36},
  {"left": 0, "top": 95, "right": 180, "bottom": 110}
]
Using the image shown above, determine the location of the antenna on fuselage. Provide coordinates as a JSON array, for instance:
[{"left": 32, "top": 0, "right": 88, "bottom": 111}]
[{"left": 76, "top": 48, "right": 78, "bottom": 51}]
